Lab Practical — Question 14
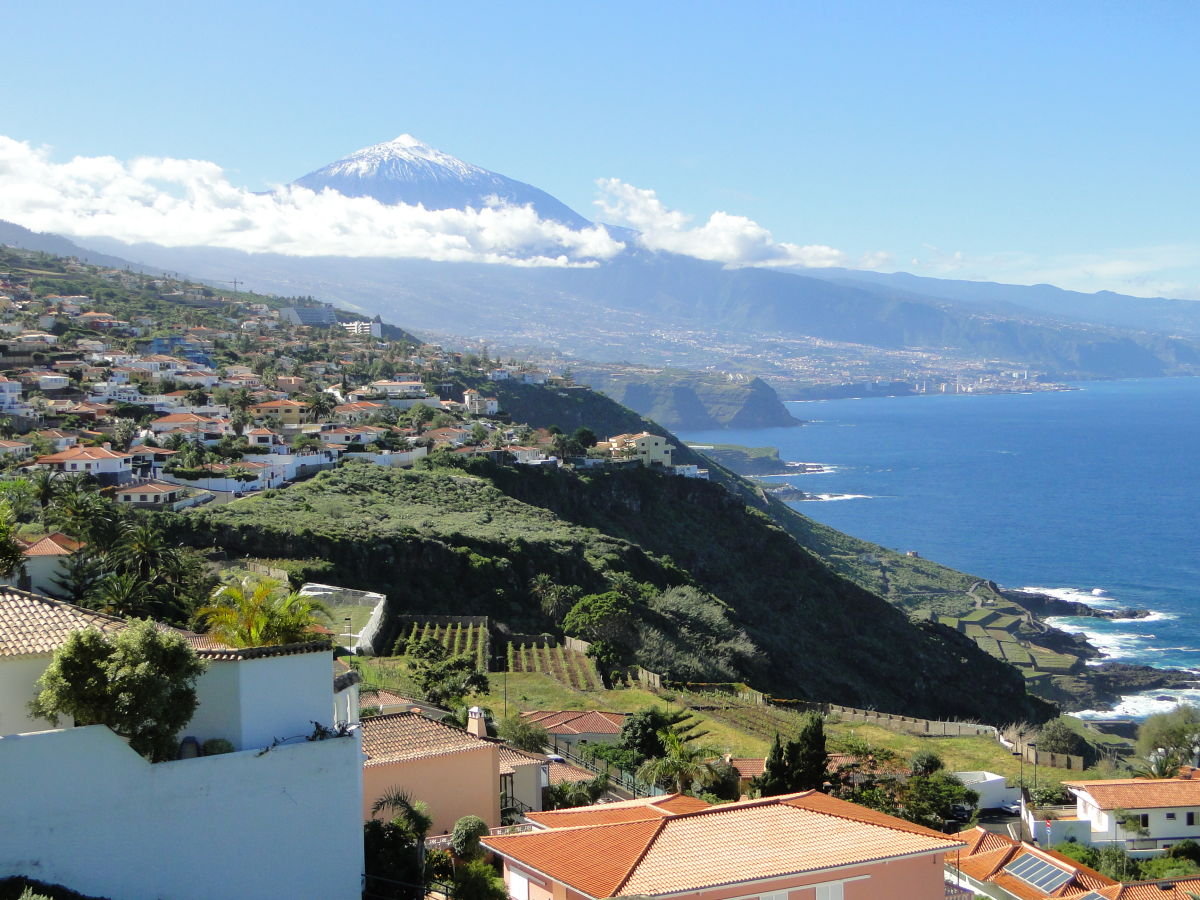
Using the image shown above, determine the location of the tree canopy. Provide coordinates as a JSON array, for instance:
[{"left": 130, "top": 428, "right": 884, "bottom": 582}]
[{"left": 29, "top": 620, "right": 207, "bottom": 761}]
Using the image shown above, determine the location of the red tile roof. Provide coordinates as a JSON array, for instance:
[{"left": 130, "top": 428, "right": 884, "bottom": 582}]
[
  {"left": 361, "top": 711, "right": 492, "bottom": 767},
  {"left": 487, "top": 792, "right": 965, "bottom": 899},
  {"left": 525, "top": 794, "right": 712, "bottom": 829},
  {"left": 945, "top": 827, "right": 1115, "bottom": 899},
  {"left": 1064, "top": 777, "right": 1200, "bottom": 810},
  {"left": 520, "top": 709, "right": 625, "bottom": 735},
  {"left": 18, "top": 532, "right": 83, "bottom": 557},
  {"left": 37, "top": 445, "right": 132, "bottom": 463}
]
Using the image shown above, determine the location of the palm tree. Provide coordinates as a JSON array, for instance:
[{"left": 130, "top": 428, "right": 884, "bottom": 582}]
[
  {"left": 635, "top": 729, "right": 721, "bottom": 794},
  {"left": 230, "top": 387, "right": 254, "bottom": 412},
  {"left": 195, "top": 575, "right": 332, "bottom": 648},
  {"left": 307, "top": 391, "right": 336, "bottom": 421},
  {"left": 1134, "top": 748, "right": 1183, "bottom": 779},
  {"left": 89, "top": 571, "right": 153, "bottom": 617},
  {"left": 31, "top": 468, "right": 60, "bottom": 521},
  {"left": 47, "top": 486, "right": 116, "bottom": 546},
  {"left": 110, "top": 521, "right": 184, "bottom": 581},
  {"left": 371, "top": 787, "right": 433, "bottom": 836}
]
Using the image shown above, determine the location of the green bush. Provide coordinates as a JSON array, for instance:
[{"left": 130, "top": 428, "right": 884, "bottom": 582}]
[{"left": 202, "top": 738, "right": 234, "bottom": 756}]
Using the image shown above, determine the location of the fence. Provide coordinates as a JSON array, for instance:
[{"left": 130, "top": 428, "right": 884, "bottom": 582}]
[
  {"left": 424, "top": 823, "right": 534, "bottom": 852},
  {"left": 553, "top": 741, "right": 657, "bottom": 798},
  {"left": 1002, "top": 730, "right": 1085, "bottom": 771}
]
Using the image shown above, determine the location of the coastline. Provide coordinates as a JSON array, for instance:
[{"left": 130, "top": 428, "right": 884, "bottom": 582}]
[{"left": 695, "top": 439, "right": 1200, "bottom": 719}]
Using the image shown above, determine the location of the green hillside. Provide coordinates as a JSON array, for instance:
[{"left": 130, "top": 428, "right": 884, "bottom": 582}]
[{"left": 180, "top": 456, "right": 1049, "bottom": 725}]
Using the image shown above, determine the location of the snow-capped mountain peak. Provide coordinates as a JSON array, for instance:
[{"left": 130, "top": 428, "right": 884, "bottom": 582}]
[
  {"left": 327, "top": 134, "right": 485, "bottom": 180},
  {"left": 291, "top": 135, "right": 590, "bottom": 227}
]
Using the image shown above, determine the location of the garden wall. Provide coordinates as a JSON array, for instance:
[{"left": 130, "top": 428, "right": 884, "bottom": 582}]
[{"left": 0, "top": 725, "right": 363, "bottom": 900}]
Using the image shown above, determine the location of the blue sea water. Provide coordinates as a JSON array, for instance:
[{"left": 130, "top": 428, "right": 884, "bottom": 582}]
[{"left": 678, "top": 377, "right": 1200, "bottom": 717}]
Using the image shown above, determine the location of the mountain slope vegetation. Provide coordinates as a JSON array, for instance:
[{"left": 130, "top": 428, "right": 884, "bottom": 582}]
[{"left": 180, "top": 458, "right": 1049, "bottom": 725}]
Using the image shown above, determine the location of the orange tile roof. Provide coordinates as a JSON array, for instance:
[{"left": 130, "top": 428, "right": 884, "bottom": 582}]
[
  {"left": 1095, "top": 878, "right": 1200, "bottom": 898},
  {"left": 488, "top": 792, "right": 964, "bottom": 898},
  {"left": 37, "top": 445, "right": 132, "bottom": 463},
  {"left": 520, "top": 709, "right": 625, "bottom": 735},
  {"left": 1064, "top": 777, "right": 1200, "bottom": 810},
  {"left": 945, "top": 827, "right": 1115, "bottom": 899},
  {"left": 487, "top": 818, "right": 664, "bottom": 899},
  {"left": 727, "top": 757, "right": 765, "bottom": 778},
  {"left": 361, "top": 712, "right": 492, "bottom": 767},
  {"left": 953, "top": 825, "right": 1019, "bottom": 858},
  {"left": 525, "top": 794, "right": 709, "bottom": 829},
  {"left": 114, "top": 480, "right": 181, "bottom": 496},
  {"left": 497, "top": 745, "right": 547, "bottom": 776},
  {"left": 18, "top": 532, "right": 83, "bottom": 557},
  {"left": 547, "top": 760, "right": 598, "bottom": 785}
]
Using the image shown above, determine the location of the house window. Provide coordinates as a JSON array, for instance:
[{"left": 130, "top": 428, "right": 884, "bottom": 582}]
[
  {"left": 1168, "top": 813, "right": 1178, "bottom": 820},
  {"left": 815, "top": 886, "right": 844, "bottom": 900},
  {"left": 761, "top": 891, "right": 788, "bottom": 900},
  {"left": 508, "top": 870, "right": 528, "bottom": 900},
  {"left": 1189, "top": 812, "right": 1196, "bottom": 826},
  {"left": 1140, "top": 814, "right": 1150, "bottom": 828}
]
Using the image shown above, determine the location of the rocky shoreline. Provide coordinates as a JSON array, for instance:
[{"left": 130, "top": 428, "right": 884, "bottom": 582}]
[{"left": 1001, "top": 587, "right": 1200, "bottom": 715}]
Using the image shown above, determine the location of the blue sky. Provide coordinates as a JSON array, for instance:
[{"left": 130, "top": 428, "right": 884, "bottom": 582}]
[{"left": 5, "top": 1, "right": 1199, "bottom": 296}]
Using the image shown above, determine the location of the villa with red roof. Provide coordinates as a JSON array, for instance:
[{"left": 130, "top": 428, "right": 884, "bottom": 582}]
[
  {"left": 521, "top": 709, "right": 626, "bottom": 748},
  {"left": 485, "top": 791, "right": 966, "bottom": 900},
  {"left": 1062, "top": 776, "right": 1200, "bottom": 850},
  {"left": 36, "top": 444, "right": 133, "bottom": 485}
]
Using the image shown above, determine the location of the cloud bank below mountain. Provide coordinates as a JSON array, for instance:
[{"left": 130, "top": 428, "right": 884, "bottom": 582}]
[{"left": 0, "top": 136, "right": 622, "bottom": 268}]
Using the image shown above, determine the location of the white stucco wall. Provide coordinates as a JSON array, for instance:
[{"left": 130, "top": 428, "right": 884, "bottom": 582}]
[
  {"left": 186, "top": 651, "right": 334, "bottom": 751},
  {"left": 0, "top": 724, "right": 363, "bottom": 900},
  {"left": 0, "top": 655, "right": 70, "bottom": 736}
]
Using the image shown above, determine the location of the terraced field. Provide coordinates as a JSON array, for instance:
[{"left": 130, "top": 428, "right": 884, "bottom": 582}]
[
  {"left": 507, "top": 643, "right": 603, "bottom": 691},
  {"left": 933, "top": 608, "right": 1081, "bottom": 679},
  {"left": 399, "top": 620, "right": 489, "bottom": 670}
]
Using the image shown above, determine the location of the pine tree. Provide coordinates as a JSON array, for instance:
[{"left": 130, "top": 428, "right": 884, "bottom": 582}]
[
  {"left": 752, "top": 733, "right": 791, "bottom": 797},
  {"left": 793, "top": 713, "right": 830, "bottom": 791}
]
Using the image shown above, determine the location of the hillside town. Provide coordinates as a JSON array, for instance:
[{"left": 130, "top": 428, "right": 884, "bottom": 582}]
[{"left": 4, "top": 247, "right": 1200, "bottom": 900}]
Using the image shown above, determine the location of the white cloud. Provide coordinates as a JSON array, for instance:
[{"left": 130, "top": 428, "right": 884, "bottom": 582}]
[
  {"left": 0, "top": 137, "right": 624, "bottom": 267},
  {"left": 594, "top": 178, "right": 852, "bottom": 269}
]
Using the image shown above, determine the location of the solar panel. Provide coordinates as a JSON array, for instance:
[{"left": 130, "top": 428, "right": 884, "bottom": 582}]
[{"left": 1003, "top": 853, "right": 1073, "bottom": 892}]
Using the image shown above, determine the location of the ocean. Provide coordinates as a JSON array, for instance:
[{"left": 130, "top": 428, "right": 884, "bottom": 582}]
[{"left": 678, "top": 377, "right": 1200, "bottom": 718}]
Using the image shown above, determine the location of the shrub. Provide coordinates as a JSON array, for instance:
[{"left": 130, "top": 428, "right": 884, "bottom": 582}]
[
  {"left": 202, "top": 738, "right": 234, "bottom": 756},
  {"left": 452, "top": 860, "right": 507, "bottom": 900},
  {"left": 450, "top": 815, "right": 490, "bottom": 861},
  {"left": 29, "top": 620, "right": 207, "bottom": 762}
]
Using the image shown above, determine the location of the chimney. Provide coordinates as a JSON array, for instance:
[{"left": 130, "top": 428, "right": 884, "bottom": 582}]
[
  {"left": 103, "top": 442, "right": 112, "bottom": 450},
  {"left": 466, "top": 706, "right": 488, "bottom": 738}
]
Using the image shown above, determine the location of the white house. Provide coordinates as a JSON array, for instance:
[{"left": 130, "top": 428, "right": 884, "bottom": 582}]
[
  {"left": 954, "top": 771, "right": 1020, "bottom": 811},
  {"left": 463, "top": 389, "right": 500, "bottom": 416},
  {"left": 1063, "top": 776, "right": 1200, "bottom": 849},
  {"left": 0, "top": 588, "right": 364, "bottom": 900},
  {"left": 36, "top": 445, "right": 134, "bottom": 486},
  {"left": 37, "top": 373, "right": 70, "bottom": 391},
  {"left": 0, "top": 440, "right": 32, "bottom": 459},
  {"left": 1, "top": 533, "right": 82, "bottom": 595}
]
